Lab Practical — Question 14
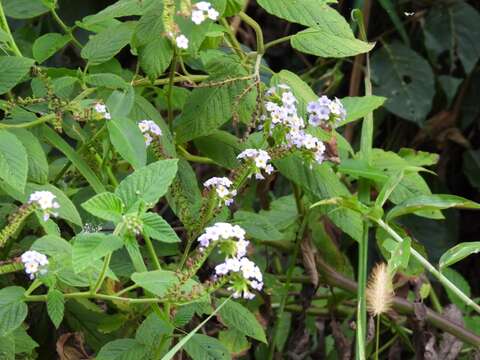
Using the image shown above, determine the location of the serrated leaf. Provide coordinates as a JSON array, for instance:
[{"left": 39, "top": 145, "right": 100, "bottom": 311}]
[
  {"left": 115, "top": 159, "right": 178, "bottom": 211},
  {"left": 371, "top": 42, "right": 434, "bottom": 125},
  {"left": 139, "top": 37, "right": 173, "bottom": 80},
  {"left": 194, "top": 130, "right": 243, "bottom": 169},
  {"left": 184, "top": 334, "right": 231, "bottom": 360},
  {"left": 82, "top": 192, "right": 125, "bottom": 222},
  {"left": 0, "top": 130, "right": 28, "bottom": 193},
  {"left": 386, "top": 194, "right": 480, "bottom": 221},
  {"left": 107, "top": 117, "right": 147, "bottom": 170},
  {"left": 216, "top": 299, "right": 266, "bottom": 343},
  {"left": 32, "top": 33, "right": 70, "bottom": 63},
  {"left": 439, "top": 242, "right": 480, "bottom": 269},
  {"left": 0, "top": 287, "right": 27, "bottom": 336},
  {"left": 338, "top": 96, "right": 386, "bottom": 127},
  {"left": 96, "top": 339, "right": 147, "bottom": 360},
  {"left": 0, "top": 56, "right": 34, "bottom": 95},
  {"left": 3, "top": 0, "right": 49, "bottom": 19},
  {"left": 72, "top": 233, "right": 124, "bottom": 273},
  {"left": 46, "top": 289, "right": 64, "bottom": 328},
  {"left": 141, "top": 212, "right": 180, "bottom": 243},
  {"left": 81, "top": 22, "right": 134, "bottom": 64}
]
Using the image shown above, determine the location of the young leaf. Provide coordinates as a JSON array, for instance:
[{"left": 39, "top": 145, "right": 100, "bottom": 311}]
[
  {"left": 141, "top": 212, "right": 181, "bottom": 243},
  {"left": 218, "top": 329, "right": 250, "bottom": 356},
  {"left": 115, "top": 159, "right": 178, "bottom": 211},
  {"left": 439, "top": 242, "right": 480, "bottom": 269},
  {"left": 107, "top": 117, "right": 147, "bottom": 170},
  {"left": 184, "top": 334, "right": 231, "bottom": 360},
  {"left": 46, "top": 289, "right": 64, "bottom": 328},
  {"left": 72, "top": 233, "right": 124, "bottom": 273},
  {"left": 216, "top": 299, "right": 267, "bottom": 343},
  {"left": 107, "top": 86, "right": 135, "bottom": 119},
  {"left": 135, "top": 313, "right": 174, "bottom": 349},
  {"left": 32, "top": 33, "right": 70, "bottom": 63},
  {"left": 0, "top": 287, "right": 28, "bottom": 336},
  {"left": 96, "top": 339, "right": 147, "bottom": 360},
  {"left": 386, "top": 194, "right": 480, "bottom": 221},
  {"left": 0, "top": 130, "right": 28, "bottom": 194},
  {"left": 82, "top": 192, "right": 125, "bottom": 222}
]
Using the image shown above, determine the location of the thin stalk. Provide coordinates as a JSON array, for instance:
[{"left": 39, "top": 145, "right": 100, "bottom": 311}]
[
  {"left": 239, "top": 12, "right": 265, "bottom": 55},
  {"left": 220, "top": 18, "right": 246, "bottom": 60},
  {"left": 92, "top": 253, "right": 112, "bottom": 293},
  {"left": 50, "top": 9, "right": 83, "bottom": 48},
  {"left": 144, "top": 233, "right": 161, "bottom": 270},
  {"left": 25, "top": 292, "right": 165, "bottom": 304},
  {"left": 0, "top": 113, "right": 55, "bottom": 129},
  {"left": 376, "top": 219, "right": 480, "bottom": 314},
  {"left": 264, "top": 35, "right": 293, "bottom": 51},
  {"left": 115, "top": 284, "right": 140, "bottom": 297},
  {"left": 177, "top": 145, "right": 215, "bottom": 164},
  {"left": 0, "top": 2, "right": 22, "bottom": 56},
  {"left": 132, "top": 74, "right": 208, "bottom": 87}
]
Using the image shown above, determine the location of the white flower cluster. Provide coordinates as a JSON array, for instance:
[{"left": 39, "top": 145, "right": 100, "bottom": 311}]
[
  {"left": 21, "top": 250, "right": 48, "bottom": 279},
  {"left": 307, "top": 96, "right": 346, "bottom": 128},
  {"left": 94, "top": 102, "right": 111, "bottom": 120},
  {"left": 138, "top": 120, "right": 162, "bottom": 146},
  {"left": 237, "top": 149, "right": 274, "bottom": 180},
  {"left": 28, "top": 191, "right": 60, "bottom": 221},
  {"left": 175, "top": 34, "right": 189, "bottom": 49},
  {"left": 203, "top": 177, "right": 237, "bottom": 206},
  {"left": 262, "top": 84, "right": 327, "bottom": 165},
  {"left": 191, "top": 1, "right": 219, "bottom": 24},
  {"left": 197, "top": 222, "right": 263, "bottom": 300}
]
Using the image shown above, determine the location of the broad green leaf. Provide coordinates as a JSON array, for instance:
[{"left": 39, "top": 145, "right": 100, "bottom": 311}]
[
  {"left": 32, "top": 33, "right": 70, "bottom": 63},
  {"left": 82, "top": 192, "right": 125, "bottom": 222},
  {"left": 387, "top": 194, "right": 480, "bottom": 221},
  {"left": 194, "top": 130, "right": 243, "bottom": 169},
  {"left": 184, "top": 334, "right": 231, "bottom": 360},
  {"left": 0, "top": 130, "right": 28, "bottom": 193},
  {"left": 85, "top": 73, "right": 129, "bottom": 89},
  {"left": 371, "top": 42, "right": 434, "bottom": 125},
  {"left": 216, "top": 299, "right": 267, "bottom": 343},
  {"left": 424, "top": 1, "right": 480, "bottom": 74},
  {"left": 46, "top": 289, "right": 64, "bottom": 328},
  {"left": 3, "top": 0, "right": 49, "bottom": 19},
  {"left": 398, "top": 148, "right": 439, "bottom": 167},
  {"left": 375, "top": 171, "right": 404, "bottom": 208},
  {"left": 107, "top": 117, "right": 147, "bottom": 170},
  {"left": 135, "top": 313, "right": 174, "bottom": 349},
  {"left": 10, "top": 327, "right": 38, "bottom": 355},
  {"left": 139, "top": 37, "right": 173, "bottom": 80},
  {"left": 439, "top": 242, "right": 480, "bottom": 269},
  {"left": 96, "top": 339, "right": 148, "bottom": 360},
  {"left": 0, "top": 56, "right": 34, "bottom": 95},
  {"left": 0, "top": 334, "right": 14, "bottom": 359},
  {"left": 82, "top": 0, "right": 156, "bottom": 26},
  {"left": 107, "top": 86, "right": 136, "bottom": 119},
  {"left": 131, "top": 270, "right": 179, "bottom": 297},
  {"left": 141, "top": 212, "right": 181, "bottom": 243},
  {"left": 233, "top": 211, "right": 284, "bottom": 241},
  {"left": 8, "top": 129, "right": 48, "bottom": 184},
  {"left": 218, "top": 329, "right": 250, "bottom": 356},
  {"left": 81, "top": 22, "right": 134, "bottom": 64},
  {"left": 115, "top": 159, "right": 178, "bottom": 210},
  {"left": 0, "top": 287, "right": 27, "bottom": 336},
  {"left": 338, "top": 96, "right": 386, "bottom": 127},
  {"left": 72, "top": 233, "right": 124, "bottom": 272}
]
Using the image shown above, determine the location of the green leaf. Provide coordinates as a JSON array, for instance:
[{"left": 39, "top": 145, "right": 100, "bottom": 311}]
[
  {"left": 82, "top": 0, "right": 156, "bottom": 26},
  {"left": 107, "top": 117, "right": 147, "bottom": 170},
  {"left": 386, "top": 237, "right": 411, "bottom": 275},
  {"left": 218, "top": 329, "right": 250, "bottom": 356},
  {"left": 11, "top": 327, "right": 38, "bottom": 355},
  {"left": 82, "top": 192, "right": 125, "bottom": 222},
  {"left": 398, "top": 148, "right": 439, "bottom": 168},
  {"left": 96, "top": 339, "right": 148, "bottom": 360},
  {"left": 139, "top": 37, "right": 173, "bottom": 80},
  {"left": 107, "top": 86, "right": 136, "bottom": 118},
  {"left": 72, "top": 233, "right": 124, "bottom": 273},
  {"left": 46, "top": 289, "right": 64, "bottom": 328},
  {"left": 216, "top": 299, "right": 267, "bottom": 343},
  {"left": 141, "top": 212, "right": 181, "bottom": 243},
  {"left": 3, "top": 0, "right": 49, "bottom": 19},
  {"left": 32, "top": 33, "right": 70, "bottom": 63},
  {"left": 115, "top": 159, "right": 178, "bottom": 211},
  {"left": 184, "top": 334, "right": 231, "bottom": 360},
  {"left": 85, "top": 73, "right": 129, "bottom": 90},
  {"left": 81, "top": 22, "right": 134, "bottom": 64},
  {"left": 442, "top": 268, "right": 471, "bottom": 312},
  {"left": 8, "top": 129, "right": 48, "bottom": 184},
  {"left": 0, "top": 287, "right": 27, "bottom": 336},
  {"left": 338, "top": 96, "right": 386, "bottom": 127},
  {"left": 439, "top": 242, "right": 480, "bottom": 269},
  {"left": 131, "top": 270, "right": 179, "bottom": 297},
  {"left": 0, "top": 130, "right": 28, "bottom": 193},
  {"left": 377, "top": 0, "right": 409, "bottom": 45},
  {"left": 135, "top": 313, "right": 174, "bottom": 349},
  {"left": 371, "top": 42, "right": 434, "bottom": 125},
  {"left": 233, "top": 211, "right": 284, "bottom": 241},
  {"left": 194, "top": 130, "right": 243, "bottom": 169},
  {"left": 0, "top": 56, "right": 34, "bottom": 95},
  {"left": 375, "top": 171, "right": 404, "bottom": 208},
  {"left": 387, "top": 194, "right": 480, "bottom": 221},
  {"left": 424, "top": 1, "right": 480, "bottom": 74}
]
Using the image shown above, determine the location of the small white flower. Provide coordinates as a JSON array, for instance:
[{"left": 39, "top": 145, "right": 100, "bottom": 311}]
[
  {"left": 176, "top": 35, "right": 189, "bottom": 49},
  {"left": 195, "top": 1, "right": 211, "bottom": 11},
  {"left": 21, "top": 250, "right": 49, "bottom": 280},
  {"left": 204, "top": 177, "right": 236, "bottom": 206},
  {"left": 138, "top": 120, "right": 162, "bottom": 147},
  {"left": 237, "top": 149, "right": 274, "bottom": 179},
  {"left": 207, "top": 7, "right": 219, "bottom": 20},
  {"left": 197, "top": 222, "right": 247, "bottom": 253},
  {"left": 94, "top": 102, "right": 111, "bottom": 120},
  {"left": 191, "top": 10, "right": 206, "bottom": 24},
  {"left": 28, "top": 191, "right": 60, "bottom": 222}
]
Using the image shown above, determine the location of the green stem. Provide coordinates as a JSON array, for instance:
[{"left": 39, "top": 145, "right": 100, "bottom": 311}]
[
  {"left": 177, "top": 145, "right": 215, "bottom": 164},
  {"left": 0, "top": 113, "right": 55, "bottom": 129},
  {"left": 264, "top": 35, "right": 293, "bottom": 51},
  {"left": 375, "top": 315, "right": 380, "bottom": 360},
  {"left": 220, "top": 18, "right": 246, "bottom": 60},
  {"left": 0, "top": 2, "right": 22, "bottom": 56},
  {"left": 376, "top": 219, "right": 480, "bottom": 314},
  {"left": 25, "top": 292, "right": 165, "bottom": 304},
  {"left": 239, "top": 12, "right": 265, "bottom": 55},
  {"left": 132, "top": 74, "right": 208, "bottom": 87},
  {"left": 50, "top": 9, "right": 83, "bottom": 48},
  {"left": 144, "top": 233, "right": 161, "bottom": 270},
  {"left": 92, "top": 253, "right": 111, "bottom": 293}
]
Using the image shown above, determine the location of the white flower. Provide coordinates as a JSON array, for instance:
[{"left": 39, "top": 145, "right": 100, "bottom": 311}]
[
  {"left": 207, "top": 7, "right": 219, "bottom": 20},
  {"left": 307, "top": 95, "right": 346, "bottom": 128},
  {"left": 138, "top": 120, "right": 162, "bottom": 146},
  {"left": 94, "top": 102, "right": 111, "bottom": 120},
  {"left": 237, "top": 149, "right": 274, "bottom": 179},
  {"left": 28, "top": 191, "right": 60, "bottom": 221},
  {"left": 21, "top": 250, "right": 48, "bottom": 280},
  {"left": 191, "top": 10, "right": 206, "bottom": 24},
  {"left": 195, "top": 1, "right": 211, "bottom": 11},
  {"left": 192, "top": 2, "right": 219, "bottom": 24},
  {"left": 204, "top": 177, "right": 236, "bottom": 206},
  {"left": 197, "top": 223, "right": 246, "bottom": 254},
  {"left": 176, "top": 34, "right": 189, "bottom": 49}
]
